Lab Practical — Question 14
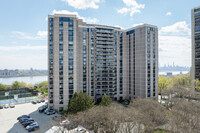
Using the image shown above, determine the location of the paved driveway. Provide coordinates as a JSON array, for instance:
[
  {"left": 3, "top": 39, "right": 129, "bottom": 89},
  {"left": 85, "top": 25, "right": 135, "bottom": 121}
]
[{"left": 0, "top": 102, "right": 59, "bottom": 133}]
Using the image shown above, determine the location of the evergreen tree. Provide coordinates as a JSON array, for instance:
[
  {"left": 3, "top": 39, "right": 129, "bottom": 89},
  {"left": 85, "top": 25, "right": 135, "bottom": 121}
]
[
  {"left": 68, "top": 91, "right": 94, "bottom": 114},
  {"left": 100, "top": 93, "right": 112, "bottom": 106}
]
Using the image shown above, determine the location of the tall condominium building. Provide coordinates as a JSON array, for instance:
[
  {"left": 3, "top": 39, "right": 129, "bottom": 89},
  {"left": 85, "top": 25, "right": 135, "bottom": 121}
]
[
  {"left": 192, "top": 6, "right": 200, "bottom": 86},
  {"left": 48, "top": 14, "right": 158, "bottom": 111}
]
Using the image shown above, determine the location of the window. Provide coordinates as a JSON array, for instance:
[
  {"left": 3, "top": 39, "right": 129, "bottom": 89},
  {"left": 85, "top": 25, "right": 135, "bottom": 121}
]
[{"left": 59, "top": 107, "right": 63, "bottom": 112}]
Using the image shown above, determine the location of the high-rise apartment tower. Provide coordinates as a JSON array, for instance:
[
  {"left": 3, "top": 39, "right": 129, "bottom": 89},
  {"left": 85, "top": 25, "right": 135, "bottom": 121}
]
[
  {"left": 192, "top": 6, "right": 200, "bottom": 87},
  {"left": 48, "top": 14, "right": 158, "bottom": 111}
]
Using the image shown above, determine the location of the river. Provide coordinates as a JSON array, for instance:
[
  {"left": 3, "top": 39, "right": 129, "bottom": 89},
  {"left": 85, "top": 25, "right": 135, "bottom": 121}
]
[
  {"left": 0, "top": 71, "right": 189, "bottom": 85},
  {"left": 0, "top": 76, "right": 47, "bottom": 85}
]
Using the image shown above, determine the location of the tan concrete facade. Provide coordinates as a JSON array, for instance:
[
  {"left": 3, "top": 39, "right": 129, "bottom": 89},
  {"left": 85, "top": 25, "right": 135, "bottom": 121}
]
[{"left": 48, "top": 14, "right": 158, "bottom": 111}]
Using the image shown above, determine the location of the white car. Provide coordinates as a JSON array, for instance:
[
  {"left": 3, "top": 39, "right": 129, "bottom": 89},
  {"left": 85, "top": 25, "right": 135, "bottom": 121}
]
[
  {"left": 9, "top": 103, "right": 15, "bottom": 108},
  {"left": 26, "top": 122, "right": 38, "bottom": 129},
  {"left": 4, "top": 104, "right": 9, "bottom": 108},
  {"left": 60, "top": 120, "right": 70, "bottom": 126},
  {"left": 77, "top": 127, "right": 88, "bottom": 133}
]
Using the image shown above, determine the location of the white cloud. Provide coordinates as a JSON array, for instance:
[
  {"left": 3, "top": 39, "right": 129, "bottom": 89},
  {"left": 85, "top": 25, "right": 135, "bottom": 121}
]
[
  {"left": 117, "top": 8, "right": 130, "bottom": 14},
  {"left": 61, "top": 0, "right": 102, "bottom": 9},
  {"left": 0, "top": 45, "right": 47, "bottom": 51},
  {"left": 159, "top": 21, "right": 191, "bottom": 67},
  {"left": 159, "top": 21, "right": 191, "bottom": 36},
  {"left": 117, "top": 0, "right": 145, "bottom": 16},
  {"left": 52, "top": 10, "right": 78, "bottom": 16},
  {"left": 166, "top": 12, "right": 172, "bottom": 16},
  {"left": 12, "top": 31, "right": 47, "bottom": 40},
  {"left": 114, "top": 25, "right": 124, "bottom": 29},
  {"left": 132, "top": 23, "right": 144, "bottom": 27},
  {"left": 37, "top": 31, "right": 48, "bottom": 38},
  {"left": 52, "top": 10, "right": 99, "bottom": 23},
  {"left": 83, "top": 17, "right": 99, "bottom": 23}
]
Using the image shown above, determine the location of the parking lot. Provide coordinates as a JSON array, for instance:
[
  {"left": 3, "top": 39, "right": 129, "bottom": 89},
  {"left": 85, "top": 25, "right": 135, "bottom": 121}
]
[{"left": 0, "top": 102, "right": 59, "bottom": 133}]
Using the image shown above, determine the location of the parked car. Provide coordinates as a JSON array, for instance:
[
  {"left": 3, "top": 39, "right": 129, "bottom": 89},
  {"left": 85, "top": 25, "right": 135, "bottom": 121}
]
[
  {"left": 23, "top": 120, "right": 34, "bottom": 127},
  {"left": 77, "top": 127, "right": 87, "bottom": 133},
  {"left": 4, "top": 104, "right": 9, "bottom": 108},
  {"left": 20, "top": 119, "right": 33, "bottom": 124},
  {"left": 31, "top": 101, "right": 37, "bottom": 104},
  {"left": 28, "top": 125, "right": 39, "bottom": 132},
  {"left": 46, "top": 110, "right": 56, "bottom": 115},
  {"left": 0, "top": 105, "right": 3, "bottom": 109},
  {"left": 40, "top": 99, "right": 45, "bottom": 102},
  {"left": 19, "top": 117, "right": 29, "bottom": 122},
  {"left": 60, "top": 120, "right": 70, "bottom": 126},
  {"left": 37, "top": 100, "right": 41, "bottom": 103},
  {"left": 44, "top": 108, "right": 49, "bottom": 114},
  {"left": 17, "top": 115, "right": 30, "bottom": 120},
  {"left": 20, "top": 118, "right": 34, "bottom": 123},
  {"left": 38, "top": 105, "right": 47, "bottom": 113},
  {"left": 52, "top": 115, "right": 65, "bottom": 121},
  {"left": 45, "top": 102, "right": 48, "bottom": 105},
  {"left": 21, "top": 121, "right": 34, "bottom": 127},
  {"left": 26, "top": 122, "right": 38, "bottom": 129},
  {"left": 43, "top": 104, "right": 47, "bottom": 108},
  {"left": 9, "top": 103, "right": 15, "bottom": 108}
]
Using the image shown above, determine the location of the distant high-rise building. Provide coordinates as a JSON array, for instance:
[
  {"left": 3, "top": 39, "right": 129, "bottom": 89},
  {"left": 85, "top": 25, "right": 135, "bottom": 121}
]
[
  {"left": 191, "top": 6, "right": 200, "bottom": 86},
  {"left": 48, "top": 14, "right": 158, "bottom": 111}
]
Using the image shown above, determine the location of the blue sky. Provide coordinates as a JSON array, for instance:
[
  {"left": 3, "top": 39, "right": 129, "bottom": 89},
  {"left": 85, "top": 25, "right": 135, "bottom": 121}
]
[{"left": 0, "top": 0, "right": 199, "bottom": 69}]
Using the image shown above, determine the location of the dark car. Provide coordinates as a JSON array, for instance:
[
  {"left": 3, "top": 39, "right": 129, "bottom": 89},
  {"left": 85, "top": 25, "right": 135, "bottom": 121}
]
[
  {"left": 46, "top": 110, "right": 55, "bottom": 115},
  {"left": 43, "top": 104, "right": 47, "bottom": 108},
  {"left": 28, "top": 125, "right": 39, "bottom": 132},
  {"left": 44, "top": 108, "right": 49, "bottom": 114},
  {"left": 38, "top": 106, "right": 47, "bottom": 113},
  {"left": 23, "top": 121, "right": 34, "bottom": 127},
  {"left": 22, "top": 120, "right": 35, "bottom": 127},
  {"left": 0, "top": 105, "right": 3, "bottom": 109},
  {"left": 19, "top": 117, "right": 30, "bottom": 122},
  {"left": 21, "top": 119, "right": 34, "bottom": 125},
  {"left": 32, "top": 101, "right": 37, "bottom": 104},
  {"left": 40, "top": 99, "right": 45, "bottom": 102},
  {"left": 17, "top": 115, "right": 30, "bottom": 120},
  {"left": 18, "top": 117, "right": 30, "bottom": 122},
  {"left": 20, "top": 118, "right": 34, "bottom": 123}
]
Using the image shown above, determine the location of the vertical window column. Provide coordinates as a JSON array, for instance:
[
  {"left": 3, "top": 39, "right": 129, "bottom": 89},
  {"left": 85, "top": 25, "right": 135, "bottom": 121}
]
[
  {"left": 133, "top": 33, "right": 135, "bottom": 96},
  {"left": 59, "top": 21, "right": 64, "bottom": 104},
  {"left": 49, "top": 18, "right": 54, "bottom": 104},
  {"left": 153, "top": 29, "right": 156, "bottom": 96},
  {"left": 83, "top": 28, "right": 87, "bottom": 93},
  {"left": 91, "top": 28, "right": 94, "bottom": 96},
  {"left": 119, "top": 32, "right": 123, "bottom": 94},
  {"left": 68, "top": 20, "right": 74, "bottom": 99},
  {"left": 147, "top": 27, "right": 151, "bottom": 97}
]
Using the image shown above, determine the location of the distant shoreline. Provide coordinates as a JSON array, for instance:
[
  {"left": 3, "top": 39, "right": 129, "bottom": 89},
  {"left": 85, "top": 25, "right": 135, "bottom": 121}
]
[{"left": 0, "top": 74, "right": 47, "bottom": 79}]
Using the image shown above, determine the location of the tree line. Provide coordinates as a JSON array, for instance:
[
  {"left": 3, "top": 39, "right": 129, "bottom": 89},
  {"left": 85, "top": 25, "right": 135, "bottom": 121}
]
[
  {"left": 158, "top": 73, "right": 200, "bottom": 95},
  {"left": 62, "top": 73, "right": 200, "bottom": 133},
  {"left": 0, "top": 81, "right": 48, "bottom": 96}
]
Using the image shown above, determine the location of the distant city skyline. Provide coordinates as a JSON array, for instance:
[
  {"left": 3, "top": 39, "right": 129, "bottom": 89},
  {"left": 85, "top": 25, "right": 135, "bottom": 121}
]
[
  {"left": 0, "top": 0, "right": 200, "bottom": 69},
  {"left": 159, "top": 62, "right": 191, "bottom": 67}
]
